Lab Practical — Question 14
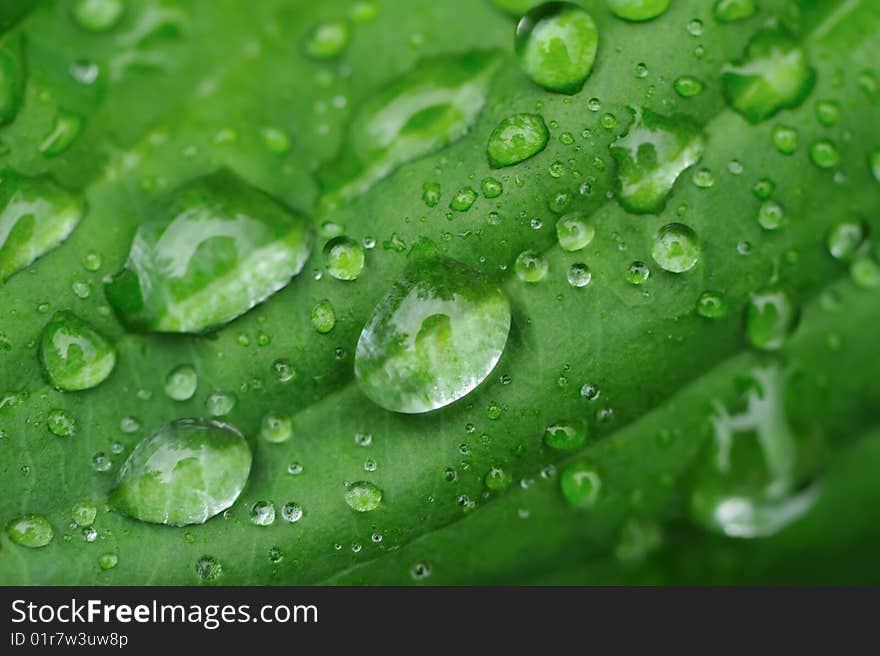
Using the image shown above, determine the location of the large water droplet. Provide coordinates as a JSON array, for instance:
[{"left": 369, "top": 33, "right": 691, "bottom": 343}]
[
  {"left": 112, "top": 418, "right": 252, "bottom": 526},
  {"left": 487, "top": 113, "right": 549, "bottom": 168},
  {"left": 722, "top": 27, "right": 815, "bottom": 124},
  {"left": 515, "top": 2, "right": 598, "bottom": 94},
  {"left": 318, "top": 51, "right": 500, "bottom": 211},
  {"left": 651, "top": 223, "right": 700, "bottom": 273},
  {"left": 610, "top": 107, "right": 704, "bottom": 214},
  {"left": 690, "top": 364, "right": 821, "bottom": 538},
  {"left": 249, "top": 500, "right": 276, "bottom": 526},
  {"left": 515, "top": 249, "right": 549, "bottom": 282},
  {"left": 0, "top": 33, "right": 25, "bottom": 126},
  {"left": 713, "top": 0, "right": 757, "bottom": 23},
  {"left": 40, "top": 311, "right": 116, "bottom": 391},
  {"left": 607, "top": 0, "right": 670, "bottom": 21},
  {"left": 344, "top": 481, "right": 383, "bottom": 512},
  {"left": 746, "top": 286, "right": 798, "bottom": 351},
  {"left": 0, "top": 172, "right": 86, "bottom": 282},
  {"left": 105, "top": 170, "right": 312, "bottom": 333},
  {"left": 6, "top": 515, "right": 53, "bottom": 548},
  {"left": 355, "top": 257, "right": 511, "bottom": 414}
]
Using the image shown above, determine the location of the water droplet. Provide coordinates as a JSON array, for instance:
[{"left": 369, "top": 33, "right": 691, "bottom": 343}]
[
  {"left": 260, "top": 126, "right": 292, "bottom": 154},
  {"left": 260, "top": 413, "right": 292, "bottom": 444},
  {"left": 746, "top": 287, "right": 798, "bottom": 351},
  {"left": 82, "top": 250, "right": 102, "bottom": 272},
  {"left": 72, "top": 503, "right": 97, "bottom": 527},
  {"left": 556, "top": 212, "right": 595, "bottom": 251},
  {"left": 515, "top": 250, "right": 549, "bottom": 282},
  {"left": 757, "top": 200, "right": 786, "bottom": 231},
  {"left": 422, "top": 183, "right": 441, "bottom": 207},
  {"left": 410, "top": 561, "right": 431, "bottom": 580},
  {"left": 610, "top": 107, "right": 705, "bottom": 214},
  {"left": 303, "top": 21, "right": 350, "bottom": 60},
  {"left": 112, "top": 418, "right": 252, "bottom": 526},
  {"left": 607, "top": 0, "right": 670, "bottom": 22},
  {"left": 487, "top": 113, "right": 549, "bottom": 168},
  {"left": 674, "top": 75, "right": 705, "bottom": 98},
  {"left": 0, "top": 173, "right": 86, "bottom": 282},
  {"left": 205, "top": 392, "right": 236, "bottom": 417},
  {"left": 696, "top": 291, "right": 728, "bottom": 319},
  {"left": 713, "top": 0, "right": 757, "bottom": 23},
  {"left": 311, "top": 299, "right": 336, "bottom": 334},
  {"left": 105, "top": 171, "right": 312, "bottom": 333},
  {"left": 515, "top": 2, "right": 599, "bottom": 94},
  {"left": 722, "top": 27, "right": 815, "bottom": 124},
  {"left": 450, "top": 186, "right": 478, "bottom": 212},
  {"left": 560, "top": 461, "right": 602, "bottom": 508},
  {"left": 287, "top": 462, "right": 304, "bottom": 476},
  {"left": 544, "top": 419, "right": 587, "bottom": 451},
  {"left": 687, "top": 19, "right": 704, "bottom": 36},
  {"left": 690, "top": 364, "right": 821, "bottom": 538},
  {"left": 47, "top": 409, "right": 75, "bottom": 437},
  {"left": 652, "top": 223, "right": 700, "bottom": 273},
  {"left": 281, "top": 502, "right": 304, "bottom": 524},
  {"left": 344, "top": 481, "right": 383, "bottom": 512},
  {"left": 752, "top": 178, "right": 776, "bottom": 200},
  {"left": 39, "top": 110, "right": 83, "bottom": 158},
  {"left": 323, "top": 236, "right": 364, "bottom": 281},
  {"left": 98, "top": 552, "right": 118, "bottom": 570},
  {"left": 92, "top": 452, "right": 112, "bottom": 472},
  {"left": 771, "top": 125, "right": 798, "bottom": 155},
  {"left": 6, "top": 515, "right": 53, "bottom": 548},
  {"left": 481, "top": 177, "right": 503, "bottom": 198},
  {"left": 195, "top": 555, "right": 222, "bottom": 582},
  {"left": 851, "top": 256, "right": 880, "bottom": 289},
  {"left": 249, "top": 500, "right": 276, "bottom": 526},
  {"left": 815, "top": 100, "right": 840, "bottom": 127},
  {"left": 39, "top": 311, "right": 116, "bottom": 391},
  {"left": 566, "top": 263, "right": 592, "bottom": 287},
  {"left": 319, "top": 51, "right": 500, "bottom": 210},
  {"left": 485, "top": 466, "right": 511, "bottom": 491},
  {"left": 272, "top": 359, "right": 296, "bottom": 383},
  {"left": 72, "top": 0, "right": 124, "bottom": 32},
  {"left": 164, "top": 364, "right": 198, "bottom": 401},
  {"left": 0, "top": 33, "right": 25, "bottom": 126},
  {"left": 355, "top": 258, "right": 511, "bottom": 414},
  {"left": 625, "top": 261, "right": 650, "bottom": 286},
  {"left": 826, "top": 218, "right": 867, "bottom": 260},
  {"left": 809, "top": 139, "right": 840, "bottom": 169}
]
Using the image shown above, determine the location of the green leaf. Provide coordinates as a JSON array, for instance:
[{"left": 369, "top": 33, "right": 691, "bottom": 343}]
[{"left": 0, "top": 0, "right": 878, "bottom": 586}]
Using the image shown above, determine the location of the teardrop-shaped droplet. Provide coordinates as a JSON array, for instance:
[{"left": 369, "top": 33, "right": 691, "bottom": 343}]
[
  {"left": 487, "top": 113, "right": 549, "bottom": 168},
  {"left": 713, "top": 0, "right": 757, "bottom": 23},
  {"left": 651, "top": 223, "right": 700, "bottom": 273},
  {"left": 105, "top": 169, "right": 312, "bottom": 333},
  {"left": 355, "top": 257, "right": 511, "bottom": 414},
  {"left": 318, "top": 51, "right": 501, "bottom": 211},
  {"left": 515, "top": 2, "right": 599, "bottom": 95},
  {"left": 690, "top": 364, "right": 821, "bottom": 538},
  {"left": 39, "top": 110, "right": 83, "bottom": 158},
  {"left": 745, "top": 286, "right": 798, "bottom": 351},
  {"left": 0, "top": 172, "right": 86, "bottom": 282},
  {"left": 0, "top": 32, "right": 25, "bottom": 126},
  {"left": 610, "top": 107, "right": 705, "bottom": 214},
  {"left": 722, "top": 27, "right": 815, "bottom": 124},
  {"left": 344, "top": 481, "right": 383, "bottom": 512},
  {"left": 111, "top": 418, "right": 252, "bottom": 527},
  {"left": 607, "top": 0, "right": 670, "bottom": 21},
  {"left": 6, "top": 515, "right": 54, "bottom": 548},
  {"left": 39, "top": 311, "right": 116, "bottom": 391}
]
